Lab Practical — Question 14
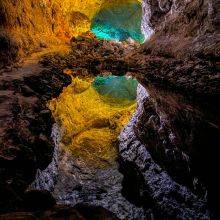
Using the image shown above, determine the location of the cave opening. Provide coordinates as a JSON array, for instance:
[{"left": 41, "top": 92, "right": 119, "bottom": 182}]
[
  {"left": 91, "top": 0, "right": 144, "bottom": 42},
  {"left": 67, "top": 0, "right": 144, "bottom": 42}
]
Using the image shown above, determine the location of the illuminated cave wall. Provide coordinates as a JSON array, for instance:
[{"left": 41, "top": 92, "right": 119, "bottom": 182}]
[
  {"left": 91, "top": 1, "right": 144, "bottom": 42},
  {"left": 0, "top": 0, "right": 143, "bottom": 65},
  {"left": 0, "top": 0, "right": 71, "bottom": 64},
  {"left": 60, "top": 0, "right": 144, "bottom": 41}
]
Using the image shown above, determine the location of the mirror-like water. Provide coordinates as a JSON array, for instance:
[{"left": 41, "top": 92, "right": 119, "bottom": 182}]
[
  {"left": 31, "top": 76, "right": 145, "bottom": 219},
  {"left": 93, "top": 75, "right": 138, "bottom": 100},
  {"left": 48, "top": 75, "right": 138, "bottom": 167}
]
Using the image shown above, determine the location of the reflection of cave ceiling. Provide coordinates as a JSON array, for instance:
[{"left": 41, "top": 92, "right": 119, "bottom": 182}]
[{"left": 59, "top": 0, "right": 143, "bottom": 41}]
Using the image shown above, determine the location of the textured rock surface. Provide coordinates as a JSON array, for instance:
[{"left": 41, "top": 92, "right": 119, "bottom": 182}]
[
  {"left": 0, "top": 0, "right": 219, "bottom": 218},
  {"left": 31, "top": 125, "right": 148, "bottom": 220},
  {"left": 0, "top": 0, "right": 143, "bottom": 67},
  {"left": 30, "top": 27, "right": 219, "bottom": 218},
  {"left": 0, "top": 0, "right": 71, "bottom": 67},
  {"left": 0, "top": 48, "right": 71, "bottom": 213},
  {"left": 47, "top": 76, "right": 137, "bottom": 168},
  {"left": 119, "top": 85, "right": 209, "bottom": 219},
  {"left": 126, "top": 0, "right": 220, "bottom": 218}
]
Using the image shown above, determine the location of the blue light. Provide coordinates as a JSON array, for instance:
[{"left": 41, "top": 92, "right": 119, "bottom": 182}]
[
  {"left": 93, "top": 75, "right": 138, "bottom": 100},
  {"left": 91, "top": 3, "right": 144, "bottom": 42}
]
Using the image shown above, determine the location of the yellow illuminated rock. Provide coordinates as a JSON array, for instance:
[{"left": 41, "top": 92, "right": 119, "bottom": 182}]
[
  {"left": 0, "top": 0, "right": 142, "bottom": 60},
  {"left": 58, "top": 0, "right": 141, "bottom": 19},
  {"left": 49, "top": 77, "right": 136, "bottom": 167}
]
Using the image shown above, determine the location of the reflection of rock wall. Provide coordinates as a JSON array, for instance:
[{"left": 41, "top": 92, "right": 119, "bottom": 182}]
[
  {"left": 31, "top": 77, "right": 147, "bottom": 220},
  {"left": 31, "top": 125, "right": 147, "bottom": 220},
  {"left": 119, "top": 85, "right": 209, "bottom": 219},
  {"left": 48, "top": 77, "right": 136, "bottom": 167}
]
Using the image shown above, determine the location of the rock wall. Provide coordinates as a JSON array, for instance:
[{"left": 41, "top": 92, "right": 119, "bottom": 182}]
[
  {"left": 0, "top": 0, "right": 219, "bottom": 218},
  {"left": 122, "top": 0, "right": 219, "bottom": 218},
  {"left": 0, "top": 58, "right": 71, "bottom": 213},
  {"left": 0, "top": 0, "right": 102, "bottom": 67},
  {"left": 0, "top": 0, "right": 71, "bottom": 67},
  {"left": 119, "top": 85, "right": 209, "bottom": 219},
  {"left": 0, "top": 0, "right": 143, "bottom": 67}
]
